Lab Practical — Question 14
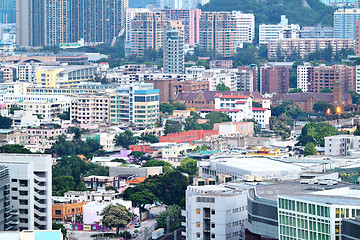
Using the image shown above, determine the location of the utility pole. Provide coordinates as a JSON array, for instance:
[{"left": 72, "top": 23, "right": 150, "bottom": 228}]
[{"left": 166, "top": 216, "right": 170, "bottom": 234}]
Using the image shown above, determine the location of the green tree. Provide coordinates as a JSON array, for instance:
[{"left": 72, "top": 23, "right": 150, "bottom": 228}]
[
  {"left": 270, "top": 113, "right": 292, "bottom": 140},
  {"left": 205, "top": 111, "right": 231, "bottom": 126},
  {"left": 160, "top": 102, "right": 176, "bottom": 115},
  {"left": 129, "top": 188, "right": 157, "bottom": 212},
  {"left": 0, "top": 144, "right": 32, "bottom": 154},
  {"left": 101, "top": 204, "right": 134, "bottom": 234},
  {"left": 139, "top": 134, "right": 159, "bottom": 143},
  {"left": 304, "top": 142, "right": 318, "bottom": 156},
  {"left": 52, "top": 176, "right": 76, "bottom": 196},
  {"left": 297, "top": 122, "right": 339, "bottom": 147},
  {"left": 216, "top": 83, "right": 230, "bottom": 91},
  {"left": 0, "top": 115, "right": 12, "bottom": 129},
  {"left": 58, "top": 108, "right": 71, "bottom": 120},
  {"left": 9, "top": 106, "right": 22, "bottom": 114},
  {"left": 164, "top": 120, "right": 182, "bottom": 134},
  {"left": 272, "top": 101, "right": 303, "bottom": 119},
  {"left": 128, "top": 151, "right": 152, "bottom": 165},
  {"left": 157, "top": 205, "right": 182, "bottom": 232},
  {"left": 288, "top": 88, "right": 303, "bottom": 93},
  {"left": 347, "top": 90, "right": 360, "bottom": 105},
  {"left": 320, "top": 88, "right": 333, "bottom": 93},
  {"left": 114, "top": 130, "right": 138, "bottom": 149},
  {"left": 313, "top": 102, "right": 334, "bottom": 114},
  {"left": 177, "top": 157, "right": 198, "bottom": 176}
]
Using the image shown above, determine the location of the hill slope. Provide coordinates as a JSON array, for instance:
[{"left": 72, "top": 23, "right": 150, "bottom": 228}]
[{"left": 201, "top": 0, "right": 334, "bottom": 27}]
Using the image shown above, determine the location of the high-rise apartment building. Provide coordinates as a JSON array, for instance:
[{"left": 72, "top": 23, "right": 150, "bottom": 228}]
[
  {"left": 199, "top": 12, "right": 237, "bottom": 57},
  {"left": 297, "top": 64, "right": 313, "bottom": 92},
  {"left": 260, "top": 66, "right": 289, "bottom": 94},
  {"left": 130, "top": 11, "right": 166, "bottom": 56},
  {"left": 259, "top": 15, "right": 300, "bottom": 45},
  {"left": 237, "top": 65, "right": 258, "bottom": 91},
  {"left": 163, "top": 29, "right": 184, "bottom": 74},
  {"left": 109, "top": 83, "right": 159, "bottom": 126},
  {"left": 312, "top": 65, "right": 355, "bottom": 93},
  {"left": 16, "top": 0, "right": 46, "bottom": 47},
  {"left": 300, "top": 26, "right": 334, "bottom": 39},
  {"left": 232, "top": 11, "right": 255, "bottom": 44},
  {"left": 0, "top": 166, "right": 12, "bottom": 231},
  {"left": 161, "top": 9, "right": 201, "bottom": 47},
  {"left": 0, "top": 154, "right": 52, "bottom": 231},
  {"left": 17, "top": 0, "right": 127, "bottom": 47},
  {"left": 0, "top": 0, "right": 15, "bottom": 23},
  {"left": 334, "top": 8, "right": 360, "bottom": 39},
  {"left": 356, "top": 20, "right": 360, "bottom": 55}
]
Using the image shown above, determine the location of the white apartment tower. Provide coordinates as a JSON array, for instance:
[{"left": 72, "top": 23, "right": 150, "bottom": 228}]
[
  {"left": 297, "top": 64, "right": 313, "bottom": 92},
  {"left": 0, "top": 154, "right": 52, "bottom": 231},
  {"left": 232, "top": 11, "right": 255, "bottom": 45},
  {"left": 184, "top": 185, "right": 248, "bottom": 240},
  {"left": 259, "top": 15, "right": 300, "bottom": 45}
]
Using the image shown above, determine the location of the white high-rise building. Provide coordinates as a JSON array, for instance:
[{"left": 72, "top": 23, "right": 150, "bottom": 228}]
[
  {"left": 297, "top": 64, "right": 313, "bottom": 92},
  {"left": 232, "top": 11, "right": 255, "bottom": 45},
  {"left": 0, "top": 154, "right": 52, "bottom": 231},
  {"left": 183, "top": 184, "right": 248, "bottom": 240},
  {"left": 259, "top": 15, "right": 300, "bottom": 45}
]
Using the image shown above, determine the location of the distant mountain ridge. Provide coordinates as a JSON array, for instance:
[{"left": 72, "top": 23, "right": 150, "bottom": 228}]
[{"left": 201, "top": 0, "right": 334, "bottom": 27}]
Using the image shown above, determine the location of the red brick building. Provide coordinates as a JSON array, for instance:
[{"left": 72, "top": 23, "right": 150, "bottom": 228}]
[
  {"left": 159, "top": 130, "right": 218, "bottom": 144},
  {"left": 260, "top": 67, "right": 289, "bottom": 94}
]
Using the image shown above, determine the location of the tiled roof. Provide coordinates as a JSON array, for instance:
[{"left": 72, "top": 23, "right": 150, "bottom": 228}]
[
  {"left": 252, "top": 107, "right": 268, "bottom": 111},
  {"left": 200, "top": 108, "right": 241, "bottom": 113}
]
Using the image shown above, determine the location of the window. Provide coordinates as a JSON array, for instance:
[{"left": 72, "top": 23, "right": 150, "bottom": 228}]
[
  {"left": 196, "top": 232, "right": 200, "bottom": 238},
  {"left": 196, "top": 222, "right": 200, "bottom": 227},
  {"left": 211, "top": 209, "right": 215, "bottom": 215},
  {"left": 211, "top": 233, "right": 215, "bottom": 238},
  {"left": 55, "top": 210, "right": 62, "bottom": 215},
  {"left": 196, "top": 209, "right": 200, "bottom": 214}
]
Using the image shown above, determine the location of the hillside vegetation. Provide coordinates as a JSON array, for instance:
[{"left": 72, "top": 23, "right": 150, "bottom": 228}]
[{"left": 201, "top": 0, "right": 334, "bottom": 27}]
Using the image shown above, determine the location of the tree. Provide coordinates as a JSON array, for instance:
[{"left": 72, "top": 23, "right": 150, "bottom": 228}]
[
  {"left": 320, "top": 88, "right": 333, "bottom": 93},
  {"left": 252, "top": 102, "right": 262, "bottom": 108},
  {"left": 58, "top": 108, "right": 70, "bottom": 120},
  {"left": 354, "top": 125, "right": 360, "bottom": 136},
  {"left": 129, "top": 188, "right": 157, "bottom": 212},
  {"left": 164, "top": 120, "right": 182, "bottom": 134},
  {"left": 114, "top": 130, "right": 138, "bottom": 149},
  {"left": 272, "top": 101, "right": 303, "bottom": 119},
  {"left": 347, "top": 90, "right": 360, "bottom": 105},
  {"left": 313, "top": 102, "right": 334, "bottom": 114},
  {"left": 288, "top": 88, "right": 303, "bottom": 93},
  {"left": 128, "top": 151, "right": 152, "bottom": 165},
  {"left": 139, "top": 134, "right": 159, "bottom": 143},
  {"left": 0, "top": 144, "right": 32, "bottom": 154},
  {"left": 142, "top": 160, "right": 173, "bottom": 173},
  {"left": 270, "top": 113, "right": 291, "bottom": 140},
  {"left": 157, "top": 205, "right": 182, "bottom": 232},
  {"left": 101, "top": 204, "right": 134, "bottom": 234},
  {"left": 205, "top": 111, "right": 231, "bottom": 126},
  {"left": 304, "top": 142, "right": 318, "bottom": 156},
  {"left": 160, "top": 102, "right": 176, "bottom": 115},
  {"left": 177, "top": 157, "right": 198, "bottom": 176},
  {"left": 0, "top": 115, "right": 12, "bottom": 129},
  {"left": 216, "top": 83, "right": 230, "bottom": 91},
  {"left": 52, "top": 176, "right": 76, "bottom": 196},
  {"left": 297, "top": 122, "right": 339, "bottom": 147}
]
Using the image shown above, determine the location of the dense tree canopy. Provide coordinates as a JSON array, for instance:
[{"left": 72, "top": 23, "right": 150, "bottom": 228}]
[
  {"left": 157, "top": 205, "right": 182, "bottom": 232},
  {"left": 177, "top": 157, "right": 198, "bottom": 176},
  {"left": 101, "top": 204, "right": 134, "bottom": 234},
  {"left": 216, "top": 83, "right": 230, "bottom": 91},
  {"left": 51, "top": 135, "right": 103, "bottom": 157},
  {"left": 0, "top": 144, "right": 32, "bottom": 154},
  {"left": 297, "top": 122, "right": 339, "bottom": 147},
  {"left": 304, "top": 142, "right": 318, "bottom": 156},
  {"left": 270, "top": 113, "right": 292, "bottom": 140},
  {"left": 114, "top": 130, "right": 138, "bottom": 149},
  {"left": 164, "top": 120, "right": 182, "bottom": 134},
  {"left": 272, "top": 101, "right": 303, "bottom": 119},
  {"left": 313, "top": 102, "right": 334, "bottom": 114},
  {"left": 139, "top": 134, "right": 159, "bottom": 143},
  {"left": 0, "top": 115, "right": 12, "bottom": 129}
]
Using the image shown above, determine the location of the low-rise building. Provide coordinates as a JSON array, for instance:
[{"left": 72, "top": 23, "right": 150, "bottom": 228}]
[
  {"left": 325, "top": 135, "right": 360, "bottom": 156},
  {"left": 70, "top": 94, "right": 110, "bottom": 124},
  {"left": 64, "top": 190, "right": 121, "bottom": 204},
  {"left": 214, "top": 122, "right": 254, "bottom": 136},
  {"left": 52, "top": 197, "right": 86, "bottom": 222},
  {"left": 109, "top": 166, "right": 163, "bottom": 178},
  {"left": 81, "top": 175, "right": 130, "bottom": 190},
  {"left": 159, "top": 130, "right": 218, "bottom": 145}
]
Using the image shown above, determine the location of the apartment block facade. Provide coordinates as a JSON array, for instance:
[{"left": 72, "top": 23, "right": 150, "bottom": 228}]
[
  {"left": 16, "top": 0, "right": 126, "bottom": 46},
  {"left": 0, "top": 154, "right": 52, "bottom": 231},
  {"left": 268, "top": 38, "right": 355, "bottom": 59},
  {"left": 109, "top": 83, "right": 159, "bottom": 126},
  {"left": 70, "top": 94, "right": 110, "bottom": 124},
  {"left": 199, "top": 12, "right": 237, "bottom": 57},
  {"left": 0, "top": 166, "right": 11, "bottom": 231},
  {"left": 161, "top": 9, "right": 201, "bottom": 47},
  {"left": 130, "top": 11, "right": 166, "bottom": 56},
  {"left": 184, "top": 185, "right": 248, "bottom": 240},
  {"left": 334, "top": 8, "right": 360, "bottom": 39},
  {"left": 163, "top": 30, "right": 185, "bottom": 74},
  {"left": 312, "top": 65, "right": 355, "bottom": 93},
  {"left": 260, "top": 66, "right": 289, "bottom": 94}
]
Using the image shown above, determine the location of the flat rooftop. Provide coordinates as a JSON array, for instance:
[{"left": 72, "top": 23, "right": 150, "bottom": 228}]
[{"left": 255, "top": 181, "right": 356, "bottom": 202}]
